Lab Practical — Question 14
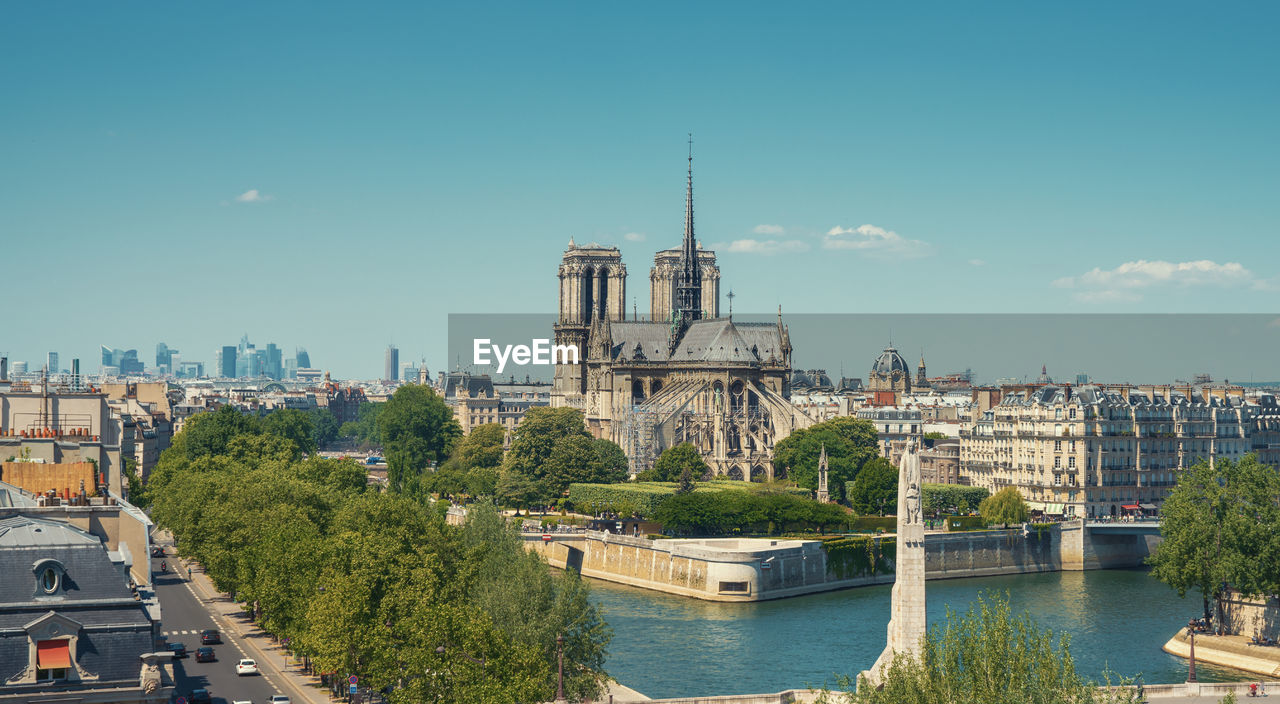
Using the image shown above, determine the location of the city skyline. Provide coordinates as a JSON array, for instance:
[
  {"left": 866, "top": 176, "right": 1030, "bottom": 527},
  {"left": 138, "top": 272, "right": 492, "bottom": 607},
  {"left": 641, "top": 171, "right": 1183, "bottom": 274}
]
[{"left": 3, "top": 2, "right": 1277, "bottom": 377}]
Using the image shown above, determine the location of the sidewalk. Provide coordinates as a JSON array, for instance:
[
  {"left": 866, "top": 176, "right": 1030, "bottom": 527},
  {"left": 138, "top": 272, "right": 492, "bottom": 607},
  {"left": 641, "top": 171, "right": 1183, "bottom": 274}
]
[{"left": 179, "top": 557, "right": 336, "bottom": 704}]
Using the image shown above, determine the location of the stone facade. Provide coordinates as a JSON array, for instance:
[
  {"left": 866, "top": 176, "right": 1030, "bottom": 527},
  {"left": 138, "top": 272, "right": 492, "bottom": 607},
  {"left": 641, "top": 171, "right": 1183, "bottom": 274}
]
[{"left": 961, "top": 384, "right": 1254, "bottom": 519}]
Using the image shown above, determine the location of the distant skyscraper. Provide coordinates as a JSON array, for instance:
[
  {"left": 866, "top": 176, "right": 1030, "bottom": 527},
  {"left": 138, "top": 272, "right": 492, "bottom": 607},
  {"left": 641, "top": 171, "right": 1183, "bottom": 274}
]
[
  {"left": 296, "top": 347, "right": 311, "bottom": 369},
  {"left": 13, "top": 361, "right": 28, "bottom": 376},
  {"left": 1076, "top": 373, "right": 1089, "bottom": 386},
  {"left": 47, "top": 352, "right": 59, "bottom": 376},
  {"left": 266, "top": 343, "right": 283, "bottom": 380},
  {"left": 156, "top": 342, "right": 178, "bottom": 370},
  {"left": 218, "top": 345, "right": 237, "bottom": 378},
  {"left": 385, "top": 345, "right": 399, "bottom": 381}
]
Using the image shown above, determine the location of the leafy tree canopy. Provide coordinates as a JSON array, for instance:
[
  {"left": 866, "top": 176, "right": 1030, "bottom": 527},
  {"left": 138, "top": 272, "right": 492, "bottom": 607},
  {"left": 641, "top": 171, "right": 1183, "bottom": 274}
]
[
  {"left": 772, "top": 417, "right": 879, "bottom": 503},
  {"left": 639, "top": 443, "right": 709, "bottom": 482},
  {"left": 262, "top": 408, "right": 317, "bottom": 456},
  {"left": 848, "top": 457, "right": 898, "bottom": 516},
  {"left": 503, "top": 407, "right": 591, "bottom": 479},
  {"left": 979, "top": 486, "right": 1029, "bottom": 526},
  {"left": 379, "top": 385, "right": 462, "bottom": 495}
]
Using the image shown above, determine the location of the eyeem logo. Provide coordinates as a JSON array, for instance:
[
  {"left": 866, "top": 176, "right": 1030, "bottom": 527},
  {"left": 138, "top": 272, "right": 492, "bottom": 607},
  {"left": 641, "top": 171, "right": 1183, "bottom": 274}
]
[{"left": 473, "top": 339, "right": 578, "bottom": 373}]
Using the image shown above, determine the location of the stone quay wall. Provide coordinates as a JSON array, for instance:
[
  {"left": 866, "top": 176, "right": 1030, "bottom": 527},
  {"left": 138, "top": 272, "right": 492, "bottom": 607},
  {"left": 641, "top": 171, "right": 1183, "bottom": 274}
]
[{"left": 525, "top": 521, "right": 1156, "bottom": 601}]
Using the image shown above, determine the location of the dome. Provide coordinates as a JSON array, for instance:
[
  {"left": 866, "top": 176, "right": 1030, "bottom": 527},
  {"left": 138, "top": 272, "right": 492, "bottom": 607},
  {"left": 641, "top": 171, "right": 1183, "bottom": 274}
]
[
  {"left": 872, "top": 346, "right": 908, "bottom": 375},
  {"left": 790, "top": 370, "right": 814, "bottom": 389}
]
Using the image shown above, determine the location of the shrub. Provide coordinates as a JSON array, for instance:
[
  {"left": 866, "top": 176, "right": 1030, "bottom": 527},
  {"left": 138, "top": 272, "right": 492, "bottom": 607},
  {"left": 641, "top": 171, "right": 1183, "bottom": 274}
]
[{"left": 823, "top": 535, "right": 896, "bottom": 578}]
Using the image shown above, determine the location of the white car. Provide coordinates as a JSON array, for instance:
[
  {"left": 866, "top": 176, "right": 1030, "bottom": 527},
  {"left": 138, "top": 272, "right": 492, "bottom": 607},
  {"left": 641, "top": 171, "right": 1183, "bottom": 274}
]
[
  {"left": 235, "top": 658, "right": 259, "bottom": 676},
  {"left": 267, "top": 696, "right": 291, "bottom": 704},
  {"left": 233, "top": 701, "right": 253, "bottom": 704}
]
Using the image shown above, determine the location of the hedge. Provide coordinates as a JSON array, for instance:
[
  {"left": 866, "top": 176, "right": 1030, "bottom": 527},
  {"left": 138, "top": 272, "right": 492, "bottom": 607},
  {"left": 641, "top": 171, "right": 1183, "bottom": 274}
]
[
  {"left": 651, "top": 491, "right": 850, "bottom": 536},
  {"left": 567, "top": 480, "right": 812, "bottom": 518},
  {"left": 822, "top": 535, "right": 896, "bottom": 579},
  {"left": 943, "top": 514, "right": 987, "bottom": 531}
]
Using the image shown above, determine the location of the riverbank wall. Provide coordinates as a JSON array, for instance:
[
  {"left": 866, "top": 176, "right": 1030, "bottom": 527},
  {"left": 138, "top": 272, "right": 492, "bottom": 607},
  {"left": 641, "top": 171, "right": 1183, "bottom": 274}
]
[{"left": 527, "top": 525, "right": 1085, "bottom": 602}]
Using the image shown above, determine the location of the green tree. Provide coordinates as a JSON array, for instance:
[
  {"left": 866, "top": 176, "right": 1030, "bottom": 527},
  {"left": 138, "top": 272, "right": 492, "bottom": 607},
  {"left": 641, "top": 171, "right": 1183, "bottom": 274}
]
[
  {"left": 180, "top": 405, "right": 261, "bottom": 460},
  {"left": 444, "top": 423, "right": 507, "bottom": 472},
  {"left": 495, "top": 470, "right": 544, "bottom": 515},
  {"left": 641, "top": 443, "right": 710, "bottom": 482},
  {"left": 848, "top": 457, "right": 898, "bottom": 515},
  {"left": 308, "top": 407, "right": 340, "bottom": 449},
  {"left": 922, "top": 483, "right": 990, "bottom": 516},
  {"left": 262, "top": 408, "right": 317, "bottom": 456},
  {"left": 980, "top": 486, "right": 1029, "bottom": 526},
  {"left": 340, "top": 401, "right": 385, "bottom": 448},
  {"left": 676, "top": 467, "right": 696, "bottom": 495},
  {"left": 772, "top": 417, "right": 879, "bottom": 503},
  {"left": 923, "top": 431, "right": 948, "bottom": 440},
  {"left": 379, "top": 385, "right": 462, "bottom": 495},
  {"left": 123, "top": 457, "right": 149, "bottom": 508},
  {"left": 848, "top": 592, "right": 1141, "bottom": 704},
  {"left": 503, "top": 407, "right": 591, "bottom": 480},
  {"left": 1148, "top": 455, "right": 1280, "bottom": 625}
]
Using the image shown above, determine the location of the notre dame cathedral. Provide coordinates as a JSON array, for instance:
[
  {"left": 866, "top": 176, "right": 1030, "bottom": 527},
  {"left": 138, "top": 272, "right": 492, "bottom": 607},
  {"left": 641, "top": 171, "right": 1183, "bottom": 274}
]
[{"left": 551, "top": 148, "right": 815, "bottom": 479}]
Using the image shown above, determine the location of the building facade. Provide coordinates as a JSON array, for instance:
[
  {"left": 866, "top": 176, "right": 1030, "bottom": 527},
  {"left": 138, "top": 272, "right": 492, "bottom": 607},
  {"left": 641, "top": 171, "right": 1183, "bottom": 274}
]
[{"left": 960, "top": 384, "right": 1255, "bottom": 519}]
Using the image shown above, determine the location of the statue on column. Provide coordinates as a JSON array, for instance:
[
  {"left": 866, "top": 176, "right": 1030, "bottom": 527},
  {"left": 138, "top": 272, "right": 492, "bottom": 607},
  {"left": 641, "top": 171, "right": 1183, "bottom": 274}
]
[{"left": 861, "top": 439, "right": 926, "bottom": 689}]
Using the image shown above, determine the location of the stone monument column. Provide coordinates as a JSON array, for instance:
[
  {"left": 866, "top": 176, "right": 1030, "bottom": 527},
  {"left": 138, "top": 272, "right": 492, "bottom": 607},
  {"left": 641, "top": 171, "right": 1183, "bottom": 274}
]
[{"left": 861, "top": 439, "right": 926, "bottom": 689}]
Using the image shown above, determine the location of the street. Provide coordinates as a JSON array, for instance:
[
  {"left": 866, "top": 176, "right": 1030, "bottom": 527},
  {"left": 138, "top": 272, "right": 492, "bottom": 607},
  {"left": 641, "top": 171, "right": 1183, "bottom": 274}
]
[{"left": 152, "top": 544, "right": 297, "bottom": 704}]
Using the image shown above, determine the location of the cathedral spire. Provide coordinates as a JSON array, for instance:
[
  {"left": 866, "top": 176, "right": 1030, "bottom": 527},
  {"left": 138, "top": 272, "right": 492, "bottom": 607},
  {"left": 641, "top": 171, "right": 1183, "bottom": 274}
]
[{"left": 671, "top": 134, "right": 703, "bottom": 349}]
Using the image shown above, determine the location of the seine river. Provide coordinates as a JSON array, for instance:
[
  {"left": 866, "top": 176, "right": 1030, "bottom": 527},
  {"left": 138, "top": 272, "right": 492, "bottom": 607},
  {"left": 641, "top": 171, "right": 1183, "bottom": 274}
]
[{"left": 589, "top": 569, "right": 1247, "bottom": 699}]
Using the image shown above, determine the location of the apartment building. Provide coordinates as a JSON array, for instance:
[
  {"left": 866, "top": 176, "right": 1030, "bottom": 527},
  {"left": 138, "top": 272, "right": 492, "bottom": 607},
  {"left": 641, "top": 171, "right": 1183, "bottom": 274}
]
[{"left": 961, "top": 384, "right": 1254, "bottom": 519}]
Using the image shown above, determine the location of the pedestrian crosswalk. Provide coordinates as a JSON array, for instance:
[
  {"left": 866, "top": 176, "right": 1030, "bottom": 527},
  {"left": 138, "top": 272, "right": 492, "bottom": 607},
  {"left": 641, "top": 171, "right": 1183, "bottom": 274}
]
[{"left": 162, "top": 630, "right": 204, "bottom": 636}]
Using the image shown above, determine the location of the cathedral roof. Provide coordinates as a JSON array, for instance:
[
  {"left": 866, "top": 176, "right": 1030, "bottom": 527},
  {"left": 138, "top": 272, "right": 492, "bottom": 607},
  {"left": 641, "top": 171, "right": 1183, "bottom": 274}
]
[
  {"left": 872, "top": 346, "right": 908, "bottom": 375},
  {"left": 607, "top": 319, "right": 785, "bottom": 365}
]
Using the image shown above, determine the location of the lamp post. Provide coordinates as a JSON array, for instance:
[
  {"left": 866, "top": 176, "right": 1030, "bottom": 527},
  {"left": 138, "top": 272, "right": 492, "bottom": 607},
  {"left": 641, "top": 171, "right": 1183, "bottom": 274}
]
[{"left": 554, "top": 634, "right": 567, "bottom": 704}]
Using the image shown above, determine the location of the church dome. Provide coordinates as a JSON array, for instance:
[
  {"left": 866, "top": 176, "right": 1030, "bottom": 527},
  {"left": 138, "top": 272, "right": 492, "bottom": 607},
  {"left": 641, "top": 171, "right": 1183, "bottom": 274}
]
[{"left": 872, "top": 346, "right": 908, "bottom": 375}]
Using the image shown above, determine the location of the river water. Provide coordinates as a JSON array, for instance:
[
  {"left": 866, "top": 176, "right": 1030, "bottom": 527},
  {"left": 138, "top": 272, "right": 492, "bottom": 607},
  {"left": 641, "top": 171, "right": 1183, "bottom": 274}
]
[{"left": 589, "top": 569, "right": 1247, "bottom": 699}]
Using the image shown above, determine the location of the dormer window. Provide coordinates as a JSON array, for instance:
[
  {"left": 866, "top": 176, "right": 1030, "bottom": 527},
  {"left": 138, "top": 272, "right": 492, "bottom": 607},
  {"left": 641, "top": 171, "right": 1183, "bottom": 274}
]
[{"left": 41, "top": 567, "right": 59, "bottom": 593}]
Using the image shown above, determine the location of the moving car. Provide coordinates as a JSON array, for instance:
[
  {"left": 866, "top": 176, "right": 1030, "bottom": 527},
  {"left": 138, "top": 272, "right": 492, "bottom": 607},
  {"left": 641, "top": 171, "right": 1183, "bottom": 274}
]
[
  {"left": 195, "top": 647, "right": 215, "bottom": 663},
  {"left": 150, "top": 546, "right": 166, "bottom": 557},
  {"left": 266, "top": 696, "right": 291, "bottom": 704},
  {"left": 200, "top": 629, "right": 221, "bottom": 645},
  {"left": 190, "top": 688, "right": 212, "bottom": 704},
  {"left": 235, "top": 658, "right": 259, "bottom": 676},
  {"left": 167, "top": 642, "right": 187, "bottom": 658}
]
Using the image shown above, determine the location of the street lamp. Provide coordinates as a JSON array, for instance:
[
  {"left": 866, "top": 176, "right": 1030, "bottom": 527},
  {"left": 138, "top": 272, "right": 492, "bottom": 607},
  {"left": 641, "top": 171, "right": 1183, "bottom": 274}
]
[{"left": 554, "top": 634, "right": 567, "bottom": 704}]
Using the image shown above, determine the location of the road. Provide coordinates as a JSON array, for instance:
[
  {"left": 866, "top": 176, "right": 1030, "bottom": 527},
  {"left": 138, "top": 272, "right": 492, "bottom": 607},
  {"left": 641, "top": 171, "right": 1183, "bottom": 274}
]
[{"left": 152, "top": 543, "right": 295, "bottom": 704}]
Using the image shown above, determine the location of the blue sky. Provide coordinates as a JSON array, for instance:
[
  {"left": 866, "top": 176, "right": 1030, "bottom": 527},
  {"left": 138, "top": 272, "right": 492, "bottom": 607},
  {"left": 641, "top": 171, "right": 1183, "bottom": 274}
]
[{"left": 2, "top": 2, "right": 1277, "bottom": 379}]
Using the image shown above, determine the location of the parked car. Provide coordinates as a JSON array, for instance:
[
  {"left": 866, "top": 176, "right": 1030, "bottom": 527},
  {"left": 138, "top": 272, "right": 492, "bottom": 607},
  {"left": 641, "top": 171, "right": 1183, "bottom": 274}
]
[
  {"left": 190, "top": 688, "right": 213, "bottom": 704},
  {"left": 195, "top": 647, "right": 215, "bottom": 663},
  {"left": 235, "top": 658, "right": 259, "bottom": 676},
  {"left": 266, "top": 696, "right": 291, "bottom": 704},
  {"left": 200, "top": 629, "right": 221, "bottom": 645},
  {"left": 168, "top": 642, "right": 187, "bottom": 658}
]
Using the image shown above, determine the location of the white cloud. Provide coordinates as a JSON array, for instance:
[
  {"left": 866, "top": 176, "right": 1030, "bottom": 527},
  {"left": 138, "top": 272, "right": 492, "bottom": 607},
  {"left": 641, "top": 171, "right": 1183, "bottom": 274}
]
[
  {"left": 968, "top": 258, "right": 986, "bottom": 267},
  {"left": 1054, "top": 259, "right": 1271, "bottom": 302},
  {"left": 624, "top": 232, "right": 646, "bottom": 242},
  {"left": 753, "top": 224, "right": 785, "bottom": 235},
  {"left": 822, "top": 224, "right": 933, "bottom": 258},
  {"left": 235, "top": 189, "right": 273, "bottom": 203},
  {"left": 722, "top": 238, "right": 812, "bottom": 255}
]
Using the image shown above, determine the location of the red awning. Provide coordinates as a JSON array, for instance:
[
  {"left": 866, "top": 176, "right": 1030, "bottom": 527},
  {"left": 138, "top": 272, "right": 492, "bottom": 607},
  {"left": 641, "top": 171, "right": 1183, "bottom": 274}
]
[
  {"left": 37, "top": 640, "right": 71, "bottom": 669},
  {"left": 1121, "top": 504, "right": 1141, "bottom": 510}
]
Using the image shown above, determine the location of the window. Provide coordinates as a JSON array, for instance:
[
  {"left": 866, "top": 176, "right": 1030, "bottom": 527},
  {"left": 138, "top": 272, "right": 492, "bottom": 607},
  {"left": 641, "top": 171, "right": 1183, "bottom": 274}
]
[{"left": 41, "top": 568, "right": 58, "bottom": 594}]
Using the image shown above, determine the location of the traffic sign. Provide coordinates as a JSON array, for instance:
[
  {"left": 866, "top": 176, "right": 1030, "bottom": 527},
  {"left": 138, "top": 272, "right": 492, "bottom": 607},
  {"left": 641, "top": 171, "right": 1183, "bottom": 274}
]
[
  {"left": 349, "top": 675, "right": 358, "bottom": 685},
  {"left": 349, "top": 684, "right": 358, "bottom": 694},
  {"left": 176, "top": 698, "right": 188, "bottom": 704}
]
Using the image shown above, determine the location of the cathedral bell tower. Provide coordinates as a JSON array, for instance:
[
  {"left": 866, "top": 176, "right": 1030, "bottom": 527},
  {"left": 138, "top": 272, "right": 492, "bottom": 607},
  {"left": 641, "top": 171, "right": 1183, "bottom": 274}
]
[{"left": 552, "top": 240, "right": 626, "bottom": 408}]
